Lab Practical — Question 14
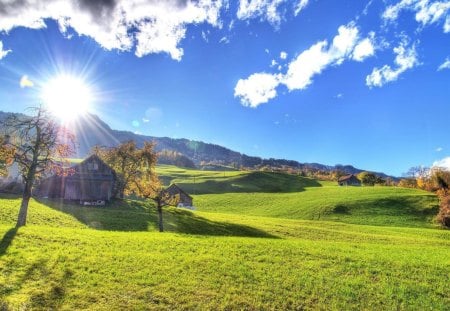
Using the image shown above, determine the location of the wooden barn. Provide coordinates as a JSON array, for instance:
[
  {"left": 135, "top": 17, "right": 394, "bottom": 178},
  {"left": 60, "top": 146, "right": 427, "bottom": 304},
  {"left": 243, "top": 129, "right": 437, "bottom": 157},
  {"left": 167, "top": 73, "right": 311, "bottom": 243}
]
[
  {"left": 338, "top": 174, "right": 361, "bottom": 186},
  {"left": 162, "top": 184, "right": 193, "bottom": 208},
  {"left": 37, "top": 155, "right": 115, "bottom": 204}
]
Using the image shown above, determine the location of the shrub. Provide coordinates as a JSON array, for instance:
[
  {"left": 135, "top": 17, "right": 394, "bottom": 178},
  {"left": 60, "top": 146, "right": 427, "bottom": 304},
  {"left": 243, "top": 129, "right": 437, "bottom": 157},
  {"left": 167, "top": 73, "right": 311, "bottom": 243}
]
[{"left": 436, "top": 190, "right": 450, "bottom": 228}]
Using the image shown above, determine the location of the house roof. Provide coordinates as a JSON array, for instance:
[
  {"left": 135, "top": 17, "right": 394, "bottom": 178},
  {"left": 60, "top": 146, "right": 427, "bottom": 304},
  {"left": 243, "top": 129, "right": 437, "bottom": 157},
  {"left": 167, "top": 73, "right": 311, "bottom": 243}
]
[
  {"left": 164, "top": 183, "right": 192, "bottom": 199},
  {"left": 338, "top": 174, "right": 359, "bottom": 182},
  {"left": 65, "top": 154, "right": 116, "bottom": 180}
]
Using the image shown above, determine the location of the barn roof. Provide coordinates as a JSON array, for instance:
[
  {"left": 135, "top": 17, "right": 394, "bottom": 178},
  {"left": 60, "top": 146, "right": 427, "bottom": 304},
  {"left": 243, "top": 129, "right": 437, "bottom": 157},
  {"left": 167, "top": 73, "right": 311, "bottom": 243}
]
[
  {"left": 164, "top": 183, "right": 192, "bottom": 199},
  {"left": 338, "top": 174, "right": 359, "bottom": 182},
  {"left": 65, "top": 154, "right": 116, "bottom": 181}
]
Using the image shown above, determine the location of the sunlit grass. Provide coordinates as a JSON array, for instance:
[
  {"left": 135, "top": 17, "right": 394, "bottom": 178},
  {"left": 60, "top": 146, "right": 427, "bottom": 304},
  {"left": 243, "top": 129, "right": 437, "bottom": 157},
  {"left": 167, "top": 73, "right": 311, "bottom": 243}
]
[
  {"left": 194, "top": 186, "right": 439, "bottom": 228},
  {"left": 0, "top": 168, "right": 447, "bottom": 309},
  {"left": 1, "top": 223, "right": 449, "bottom": 310}
]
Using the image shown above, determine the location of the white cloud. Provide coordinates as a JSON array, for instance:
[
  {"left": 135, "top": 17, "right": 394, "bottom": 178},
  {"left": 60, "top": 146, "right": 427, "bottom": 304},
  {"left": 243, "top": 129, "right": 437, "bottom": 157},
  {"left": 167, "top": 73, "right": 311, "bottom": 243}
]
[
  {"left": 445, "top": 15, "right": 450, "bottom": 32},
  {"left": 280, "top": 51, "right": 287, "bottom": 59},
  {"left": 382, "top": 0, "right": 413, "bottom": 21},
  {"left": 283, "top": 24, "right": 359, "bottom": 90},
  {"left": 433, "top": 157, "right": 450, "bottom": 170},
  {"left": 234, "top": 72, "right": 280, "bottom": 107},
  {"left": 294, "top": 0, "right": 309, "bottom": 15},
  {"left": 237, "top": 0, "right": 284, "bottom": 24},
  {"left": 0, "top": 0, "right": 224, "bottom": 61},
  {"left": 352, "top": 33, "right": 375, "bottom": 61},
  {"left": 19, "top": 75, "right": 34, "bottom": 88},
  {"left": 235, "top": 24, "right": 377, "bottom": 106},
  {"left": 438, "top": 58, "right": 450, "bottom": 71},
  {"left": 0, "top": 41, "right": 11, "bottom": 59},
  {"left": 283, "top": 41, "right": 329, "bottom": 90},
  {"left": 271, "top": 59, "right": 278, "bottom": 67},
  {"left": 201, "top": 31, "right": 209, "bottom": 43},
  {"left": 366, "top": 39, "right": 418, "bottom": 88},
  {"left": 436, "top": 147, "right": 443, "bottom": 152},
  {"left": 415, "top": 1, "right": 450, "bottom": 26},
  {"left": 237, "top": 0, "right": 308, "bottom": 25},
  {"left": 219, "top": 36, "right": 230, "bottom": 44},
  {"left": 383, "top": 0, "right": 450, "bottom": 33}
]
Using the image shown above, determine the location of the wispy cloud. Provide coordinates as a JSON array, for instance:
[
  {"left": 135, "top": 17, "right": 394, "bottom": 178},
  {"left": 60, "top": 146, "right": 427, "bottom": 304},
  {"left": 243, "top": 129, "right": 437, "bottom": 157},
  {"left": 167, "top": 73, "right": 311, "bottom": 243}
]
[
  {"left": 294, "top": 0, "right": 309, "bottom": 15},
  {"left": 280, "top": 51, "right": 287, "bottom": 59},
  {"left": 438, "top": 58, "right": 450, "bottom": 71},
  {"left": 0, "top": 0, "right": 224, "bottom": 61},
  {"left": 237, "top": 0, "right": 309, "bottom": 25},
  {"left": 436, "top": 147, "right": 443, "bottom": 152},
  {"left": 366, "top": 38, "right": 419, "bottom": 88},
  {"left": 383, "top": 0, "right": 450, "bottom": 33},
  {"left": 0, "top": 41, "right": 11, "bottom": 59},
  {"left": 19, "top": 75, "right": 34, "bottom": 88},
  {"left": 219, "top": 36, "right": 230, "bottom": 44},
  {"left": 235, "top": 24, "right": 377, "bottom": 107}
]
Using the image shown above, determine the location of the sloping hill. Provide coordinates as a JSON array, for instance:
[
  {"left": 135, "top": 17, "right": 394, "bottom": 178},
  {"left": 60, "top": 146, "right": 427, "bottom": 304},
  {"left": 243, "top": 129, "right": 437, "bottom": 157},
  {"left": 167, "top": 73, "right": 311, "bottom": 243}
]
[
  {"left": 194, "top": 187, "right": 439, "bottom": 228},
  {"left": 156, "top": 165, "right": 322, "bottom": 194},
  {"left": 0, "top": 213, "right": 449, "bottom": 310},
  {"left": 0, "top": 171, "right": 448, "bottom": 310}
]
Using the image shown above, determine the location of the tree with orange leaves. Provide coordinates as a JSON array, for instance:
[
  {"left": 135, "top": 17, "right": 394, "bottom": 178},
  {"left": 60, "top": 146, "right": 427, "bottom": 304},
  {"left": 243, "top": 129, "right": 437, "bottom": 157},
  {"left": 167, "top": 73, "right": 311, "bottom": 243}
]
[
  {"left": 94, "top": 141, "right": 178, "bottom": 232},
  {"left": 1, "top": 106, "right": 75, "bottom": 227}
]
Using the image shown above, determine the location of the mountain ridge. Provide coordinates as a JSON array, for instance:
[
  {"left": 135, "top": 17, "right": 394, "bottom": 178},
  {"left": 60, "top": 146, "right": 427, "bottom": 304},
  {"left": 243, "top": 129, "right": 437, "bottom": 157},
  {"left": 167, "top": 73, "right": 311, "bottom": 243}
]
[{"left": 0, "top": 111, "right": 396, "bottom": 178}]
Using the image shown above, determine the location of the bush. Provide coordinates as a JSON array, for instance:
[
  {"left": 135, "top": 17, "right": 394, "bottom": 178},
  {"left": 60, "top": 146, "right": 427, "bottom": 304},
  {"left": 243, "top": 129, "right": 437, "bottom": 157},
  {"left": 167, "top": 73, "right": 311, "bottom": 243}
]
[{"left": 436, "top": 190, "right": 450, "bottom": 228}]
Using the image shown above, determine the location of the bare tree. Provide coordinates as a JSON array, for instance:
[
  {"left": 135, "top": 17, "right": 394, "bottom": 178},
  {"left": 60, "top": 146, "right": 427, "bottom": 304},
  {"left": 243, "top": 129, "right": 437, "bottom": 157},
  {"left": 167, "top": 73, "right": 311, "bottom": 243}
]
[{"left": 1, "top": 106, "right": 74, "bottom": 227}]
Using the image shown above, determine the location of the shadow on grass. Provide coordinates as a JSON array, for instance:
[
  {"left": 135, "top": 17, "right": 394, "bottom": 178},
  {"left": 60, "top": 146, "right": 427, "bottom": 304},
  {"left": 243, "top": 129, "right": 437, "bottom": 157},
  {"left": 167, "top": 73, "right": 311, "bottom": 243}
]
[
  {"left": 0, "top": 227, "right": 17, "bottom": 257},
  {"left": 0, "top": 193, "right": 22, "bottom": 199},
  {"left": 1, "top": 256, "right": 73, "bottom": 310},
  {"left": 38, "top": 198, "right": 277, "bottom": 238},
  {"left": 27, "top": 261, "right": 73, "bottom": 310},
  {"left": 175, "top": 171, "right": 322, "bottom": 194}
]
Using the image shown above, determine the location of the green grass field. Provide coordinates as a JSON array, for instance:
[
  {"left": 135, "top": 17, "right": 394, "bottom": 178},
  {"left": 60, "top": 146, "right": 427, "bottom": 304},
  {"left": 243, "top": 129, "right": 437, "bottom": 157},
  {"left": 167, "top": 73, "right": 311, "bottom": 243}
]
[{"left": 1, "top": 166, "right": 449, "bottom": 309}]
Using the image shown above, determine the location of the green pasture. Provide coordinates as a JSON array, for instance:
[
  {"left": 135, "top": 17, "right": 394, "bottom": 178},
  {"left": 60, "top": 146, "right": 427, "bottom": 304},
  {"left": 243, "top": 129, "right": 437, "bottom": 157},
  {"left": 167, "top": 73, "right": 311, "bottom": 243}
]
[{"left": 0, "top": 166, "right": 448, "bottom": 309}]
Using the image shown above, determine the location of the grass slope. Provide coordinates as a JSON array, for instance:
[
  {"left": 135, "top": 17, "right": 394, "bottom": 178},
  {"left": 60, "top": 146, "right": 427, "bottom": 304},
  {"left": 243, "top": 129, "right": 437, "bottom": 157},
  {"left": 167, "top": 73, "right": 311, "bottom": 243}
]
[
  {"left": 0, "top": 167, "right": 448, "bottom": 309},
  {"left": 1, "top": 223, "right": 449, "bottom": 310},
  {"left": 195, "top": 186, "right": 439, "bottom": 228},
  {"left": 156, "top": 165, "right": 322, "bottom": 194}
]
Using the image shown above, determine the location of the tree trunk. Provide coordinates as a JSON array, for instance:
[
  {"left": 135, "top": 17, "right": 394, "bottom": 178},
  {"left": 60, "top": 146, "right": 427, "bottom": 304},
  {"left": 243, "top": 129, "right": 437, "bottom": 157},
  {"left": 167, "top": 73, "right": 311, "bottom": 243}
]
[
  {"left": 16, "top": 181, "right": 32, "bottom": 227},
  {"left": 157, "top": 199, "right": 164, "bottom": 232}
]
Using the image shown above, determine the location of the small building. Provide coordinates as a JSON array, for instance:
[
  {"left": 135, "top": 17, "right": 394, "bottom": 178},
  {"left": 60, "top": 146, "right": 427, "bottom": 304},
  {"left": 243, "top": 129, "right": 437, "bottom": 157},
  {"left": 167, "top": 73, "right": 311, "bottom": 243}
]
[
  {"left": 338, "top": 174, "right": 361, "bottom": 186},
  {"left": 162, "top": 184, "right": 193, "bottom": 208},
  {"left": 37, "top": 155, "right": 115, "bottom": 204}
]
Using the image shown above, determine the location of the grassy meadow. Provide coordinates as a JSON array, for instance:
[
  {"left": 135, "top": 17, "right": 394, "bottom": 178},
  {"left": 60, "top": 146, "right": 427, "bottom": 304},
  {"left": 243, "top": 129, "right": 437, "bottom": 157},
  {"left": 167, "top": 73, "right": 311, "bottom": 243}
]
[{"left": 0, "top": 166, "right": 449, "bottom": 310}]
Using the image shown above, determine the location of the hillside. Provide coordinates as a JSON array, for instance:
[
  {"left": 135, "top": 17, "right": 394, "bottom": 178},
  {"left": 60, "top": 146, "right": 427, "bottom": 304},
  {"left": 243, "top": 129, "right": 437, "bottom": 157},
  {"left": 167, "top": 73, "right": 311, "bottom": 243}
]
[
  {"left": 0, "top": 111, "right": 394, "bottom": 178},
  {"left": 1, "top": 188, "right": 449, "bottom": 309},
  {"left": 157, "top": 166, "right": 438, "bottom": 228}
]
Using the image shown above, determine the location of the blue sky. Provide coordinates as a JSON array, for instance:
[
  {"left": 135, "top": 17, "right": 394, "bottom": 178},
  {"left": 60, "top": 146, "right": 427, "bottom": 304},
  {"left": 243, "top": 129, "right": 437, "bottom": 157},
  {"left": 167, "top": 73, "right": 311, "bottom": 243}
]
[{"left": 0, "top": 0, "right": 449, "bottom": 176}]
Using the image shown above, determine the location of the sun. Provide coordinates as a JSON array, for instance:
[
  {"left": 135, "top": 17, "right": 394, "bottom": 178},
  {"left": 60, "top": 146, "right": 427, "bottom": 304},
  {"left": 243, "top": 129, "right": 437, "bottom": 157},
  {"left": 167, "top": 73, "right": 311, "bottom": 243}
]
[{"left": 41, "top": 75, "right": 93, "bottom": 121}]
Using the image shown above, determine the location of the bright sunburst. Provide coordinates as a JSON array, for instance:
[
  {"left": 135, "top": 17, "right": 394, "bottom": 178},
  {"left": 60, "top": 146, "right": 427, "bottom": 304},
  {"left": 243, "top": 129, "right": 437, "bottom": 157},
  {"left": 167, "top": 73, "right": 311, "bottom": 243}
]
[{"left": 41, "top": 75, "right": 92, "bottom": 121}]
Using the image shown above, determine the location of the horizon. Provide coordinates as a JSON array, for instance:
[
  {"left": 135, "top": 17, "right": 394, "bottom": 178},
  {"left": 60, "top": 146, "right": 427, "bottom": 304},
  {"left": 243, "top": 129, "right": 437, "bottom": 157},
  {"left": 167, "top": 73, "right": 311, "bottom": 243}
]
[{"left": 0, "top": 1, "right": 449, "bottom": 176}]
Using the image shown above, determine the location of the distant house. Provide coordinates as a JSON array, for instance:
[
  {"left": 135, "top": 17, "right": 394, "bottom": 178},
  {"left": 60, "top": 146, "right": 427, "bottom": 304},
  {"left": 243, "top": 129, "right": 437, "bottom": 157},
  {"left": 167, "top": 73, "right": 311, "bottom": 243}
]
[
  {"left": 161, "top": 184, "right": 193, "bottom": 208},
  {"left": 37, "top": 155, "right": 115, "bottom": 204},
  {"left": 338, "top": 174, "right": 361, "bottom": 186}
]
